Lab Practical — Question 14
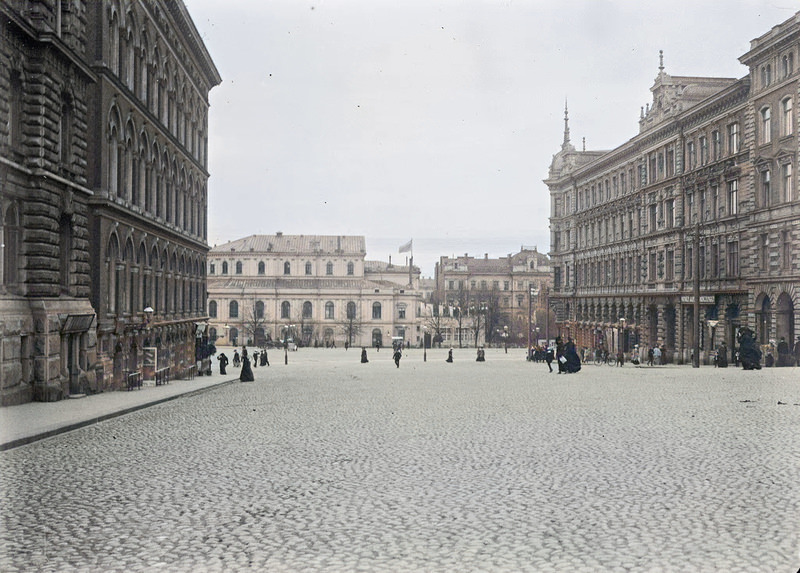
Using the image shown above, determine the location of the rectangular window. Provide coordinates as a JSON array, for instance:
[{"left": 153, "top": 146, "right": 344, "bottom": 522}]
[
  {"left": 699, "top": 136, "right": 708, "bottom": 166},
  {"left": 666, "top": 249, "right": 674, "bottom": 281},
  {"left": 712, "top": 130, "right": 721, "bottom": 160},
  {"left": 728, "top": 180, "right": 738, "bottom": 215},
  {"left": 686, "top": 246, "right": 693, "bottom": 279},
  {"left": 783, "top": 163, "right": 793, "bottom": 202},
  {"left": 783, "top": 230, "right": 792, "bottom": 270},
  {"left": 728, "top": 122, "right": 740, "bottom": 154},
  {"left": 711, "top": 243, "right": 719, "bottom": 277},
  {"left": 649, "top": 204, "right": 657, "bottom": 232},
  {"left": 760, "top": 234, "right": 769, "bottom": 271},
  {"left": 666, "top": 148, "right": 675, "bottom": 177},
  {"left": 665, "top": 199, "right": 674, "bottom": 228},
  {"left": 686, "top": 141, "right": 696, "bottom": 171},
  {"left": 209, "top": 263, "right": 215, "bottom": 275},
  {"left": 648, "top": 252, "right": 657, "bottom": 281},
  {"left": 649, "top": 155, "right": 657, "bottom": 183},
  {"left": 711, "top": 185, "right": 719, "bottom": 220},
  {"left": 727, "top": 241, "right": 739, "bottom": 276},
  {"left": 761, "top": 169, "right": 771, "bottom": 207},
  {"left": 699, "top": 245, "right": 706, "bottom": 279},
  {"left": 448, "top": 280, "right": 455, "bottom": 290},
  {"left": 620, "top": 172, "right": 627, "bottom": 193}
]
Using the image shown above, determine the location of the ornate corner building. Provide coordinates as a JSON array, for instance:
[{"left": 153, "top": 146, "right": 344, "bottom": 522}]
[
  {"left": 432, "top": 248, "right": 553, "bottom": 348},
  {"left": 1, "top": 1, "right": 220, "bottom": 405},
  {"left": 545, "top": 13, "right": 799, "bottom": 364},
  {"left": 207, "top": 234, "right": 425, "bottom": 350}
]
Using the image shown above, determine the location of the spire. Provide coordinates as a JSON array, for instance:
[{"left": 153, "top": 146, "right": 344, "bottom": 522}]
[
  {"left": 562, "top": 98, "right": 571, "bottom": 150},
  {"left": 659, "top": 50, "right": 664, "bottom": 73}
]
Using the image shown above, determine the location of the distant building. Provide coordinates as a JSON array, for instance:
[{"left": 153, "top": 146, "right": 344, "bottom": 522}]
[
  {"left": 207, "top": 234, "right": 424, "bottom": 349},
  {"left": 432, "top": 248, "right": 552, "bottom": 348},
  {"left": 545, "top": 14, "right": 799, "bottom": 363},
  {"left": 0, "top": 0, "right": 219, "bottom": 405}
]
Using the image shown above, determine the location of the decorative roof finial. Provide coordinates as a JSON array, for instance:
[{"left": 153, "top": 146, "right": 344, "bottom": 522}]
[
  {"left": 562, "top": 98, "right": 571, "bottom": 148},
  {"left": 659, "top": 50, "right": 664, "bottom": 73}
]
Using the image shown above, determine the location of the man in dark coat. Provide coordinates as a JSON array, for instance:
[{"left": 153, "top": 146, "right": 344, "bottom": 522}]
[
  {"left": 446, "top": 348, "right": 453, "bottom": 363},
  {"left": 564, "top": 338, "right": 582, "bottom": 373},
  {"left": 777, "top": 337, "right": 790, "bottom": 367},
  {"left": 393, "top": 347, "right": 402, "bottom": 368},
  {"left": 716, "top": 342, "right": 728, "bottom": 368}
]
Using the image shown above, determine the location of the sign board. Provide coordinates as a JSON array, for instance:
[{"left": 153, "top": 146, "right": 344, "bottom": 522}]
[
  {"left": 680, "top": 295, "right": 715, "bottom": 304},
  {"left": 143, "top": 347, "right": 157, "bottom": 368}
]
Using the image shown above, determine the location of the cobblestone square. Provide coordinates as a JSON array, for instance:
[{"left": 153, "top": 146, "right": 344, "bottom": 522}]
[{"left": 1, "top": 348, "right": 799, "bottom": 572}]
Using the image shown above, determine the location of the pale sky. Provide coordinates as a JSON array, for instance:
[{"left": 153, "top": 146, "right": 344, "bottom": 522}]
[{"left": 185, "top": 0, "right": 796, "bottom": 276}]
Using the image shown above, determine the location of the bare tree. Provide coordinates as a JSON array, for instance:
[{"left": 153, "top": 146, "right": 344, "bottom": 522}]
[{"left": 242, "top": 298, "right": 268, "bottom": 346}]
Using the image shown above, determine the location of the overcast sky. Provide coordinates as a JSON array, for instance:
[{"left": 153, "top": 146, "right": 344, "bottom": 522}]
[{"left": 185, "top": 0, "right": 795, "bottom": 276}]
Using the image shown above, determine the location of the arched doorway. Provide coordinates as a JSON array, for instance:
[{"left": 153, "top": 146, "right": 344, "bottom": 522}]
[
  {"left": 776, "top": 292, "right": 795, "bottom": 343},
  {"left": 756, "top": 294, "right": 771, "bottom": 344},
  {"left": 372, "top": 328, "right": 383, "bottom": 349}
]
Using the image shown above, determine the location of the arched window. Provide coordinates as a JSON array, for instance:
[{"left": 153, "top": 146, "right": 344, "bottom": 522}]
[
  {"left": 255, "top": 300, "right": 264, "bottom": 319},
  {"left": 372, "top": 302, "right": 382, "bottom": 319},
  {"left": 281, "top": 301, "right": 290, "bottom": 319},
  {"left": 222, "top": 261, "right": 228, "bottom": 274},
  {"left": 209, "top": 300, "right": 217, "bottom": 318},
  {"left": 229, "top": 300, "right": 238, "bottom": 318},
  {"left": 284, "top": 261, "right": 291, "bottom": 275},
  {"left": 347, "top": 262, "right": 354, "bottom": 275},
  {"left": 229, "top": 327, "right": 239, "bottom": 345},
  {"left": 346, "top": 301, "right": 356, "bottom": 319},
  {"left": 326, "top": 261, "right": 334, "bottom": 275},
  {"left": 325, "top": 301, "right": 335, "bottom": 319},
  {"left": 3, "top": 204, "right": 20, "bottom": 288},
  {"left": 235, "top": 261, "right": 242, "bottom": 274},
  {"left": 782, "top": 97, "right": 793, "bottom": 137},
  {"left": 258, "top": 261, "right": 265, "bottom": 275},
  {"left": 302, "top": 301, "right": 313, "bottom": 319},
  {"left": 761, "top": 107, "right": 771, "bottom": 144},
  {"left": 305, "top": 261, "right": 312, "bottom": 275}
]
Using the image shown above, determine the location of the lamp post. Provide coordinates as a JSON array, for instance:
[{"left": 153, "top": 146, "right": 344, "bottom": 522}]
[
  {"left": 423, "top": 326, "right": 427, "bottom": 362},
  {"left": 284, "top": 323, "right": 295, "bottom": 365},
  {"left": 503, "top": 325, "right": 508, "bottom": 354},
  {"left": 528, "top": 285, "right": 539, "bottom": 361},
  {"left": 619, "top": 317, "right": 626, "bottom": 354}
]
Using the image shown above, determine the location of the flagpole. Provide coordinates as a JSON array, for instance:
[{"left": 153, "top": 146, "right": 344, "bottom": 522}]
[{"left": 408, "top": 240, "right": 413, "bottom": 287}]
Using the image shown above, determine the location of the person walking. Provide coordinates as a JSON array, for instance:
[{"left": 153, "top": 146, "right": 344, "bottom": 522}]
[
  {"left": 360, "top": 347, "right": 369, "bottom": 363},
  {"left": 653, "top": 345, "right": 662, "bottom": 366},
  {"left": 446, "top": 348, "right": 453, "bottom": 363},
  {"left": 545, "top": 345, "right": 554, "bottom": 372},
  {"left": 232, "top": 350, "right": 240, "bottom": 368},
  {"left": 393, "top": 347, "right": 402, "bottom": 368},
  {"left": 239, "top": 347, "right": 254, "bottom": 382},
  {"left": 647, "top": 346, "right": 655, "bottom": 366},
  {"left": 261, "top": 348, "right": 269, "bottom": 366},
  {"left": 777, "top": 337, "right": 790, "bottom": 367},
  {"left": 794, "top": 336, "right": 800, "bottom": 367},
  {"left": 217, "top": 353, "right": 229, "bottom": 375},
  {"left": 252, "top": 351, "right": 259, "bottom": 368}
]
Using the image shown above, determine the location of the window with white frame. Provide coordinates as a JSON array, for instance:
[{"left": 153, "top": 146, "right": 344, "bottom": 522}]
[
  {"left": 782, "top": 97, "right": 793, "bottom": 137},
  {"left": 728, "top": 122, "right": 740, "bottom": 154},
  {"left": 782, "top": 162, "right": 794, "bottom": 202},
  {"left": 727, "top": 180, "right": 738, "bottom": 215},
  {"left": 325, "top": 301, "right": 334, "bottom": 319},
  {"left": 760, "top": 107, "right": 771, "bottom": 144}
]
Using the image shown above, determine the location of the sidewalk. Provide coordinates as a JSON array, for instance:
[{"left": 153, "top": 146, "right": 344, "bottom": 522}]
[{"left": 0, "top": 373, "right": 238, "bottom": 451}]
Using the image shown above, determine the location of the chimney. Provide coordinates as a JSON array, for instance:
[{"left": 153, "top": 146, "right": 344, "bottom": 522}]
[{"left": 484, "top": 253, "right": 488, "bottom": 260}]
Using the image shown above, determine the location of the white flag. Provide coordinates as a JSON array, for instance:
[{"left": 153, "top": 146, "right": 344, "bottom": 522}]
[{"left": 398, "top": 239, "right": 412, "bottom": 253}]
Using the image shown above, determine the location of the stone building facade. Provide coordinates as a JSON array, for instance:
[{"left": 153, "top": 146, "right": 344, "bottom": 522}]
[
  {"left": 207, "top": 234, "right": 425, "bottom": 350},
  {"left": 0, "top": 0, "right": 219, "bottom": 404},
  {"left": 432, "top": 248, "right": 553, "bottom": 348},
  {"left": 545, "top": 13, "right": 800, "bottom": 363}
]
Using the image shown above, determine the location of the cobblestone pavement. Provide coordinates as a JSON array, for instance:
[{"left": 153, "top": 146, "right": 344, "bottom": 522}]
[{"left": 1, "top": 348, "right": 799, "bottom": 572}]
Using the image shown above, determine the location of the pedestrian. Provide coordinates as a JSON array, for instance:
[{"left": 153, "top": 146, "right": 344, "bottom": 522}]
[
  {"left": 393, "top": 347, "right": 402, "bottom": 368},
  {"left": 476, "top": 347, "right": 486, "bottom": 362},
  {"left": 717, "top": 342, "right": 728, "bottom": 368},
  {"left": 446, "top": 348, "right": 453, "bottom": 363},
  {"left": 239, "top": 346, "right": 254, "bottom": 382},
  {"left": 261, "top": 348, "right": 269, "bottom": 366},
  {"left": 217, "top": 352, "right": 229, "bottom": 375},
  {"left": 563, "top": 337, "right": 582, "bottom": 373},
  {"left": 361, "top": 347, "right": 369, "bottom": 363},
  {"left": 252, "top": 351, "right": 259, "bottom": 368},
  {"left": 794, "top": 336, "right": 800, "bottom": 366},
  {"left": 647, "top": 347, "right": 655, "bottom": 366},
  {"left": 616, "top": 350, "right": 624, "bottom": 366},
  {"left": 556, "top": 337, "right": 565, "bottom": 373},
  {"left": 545, "top": 346, "right": 554, "bottom": 372},
  {"left": 776, "top": 337, "right": 790, "bottom": 367},
  {"left": 232, "top": 350, "right": 240, "bottom": 368},
  {"left": 345, "top": 340, "right": 350, "bottom": 351}
]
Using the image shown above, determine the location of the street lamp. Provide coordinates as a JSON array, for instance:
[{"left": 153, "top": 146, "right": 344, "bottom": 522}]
[
  {"left": 619, "top": 317, "right": 626, "bottom": 354},
  {"left": 423, "top": 326, "right": 427, "bottom": 362},
  {"left": 503, "top": 325, "right": 509, "bottom": 354},
  {"left": 284, "top": 323, "right": 295, "bottom": 365},
  {"left": 528, "top": 285, "right": 539, "bottom": 361}
]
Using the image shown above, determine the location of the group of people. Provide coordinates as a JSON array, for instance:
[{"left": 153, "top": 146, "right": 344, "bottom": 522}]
[{"left": 216, "top": 346, "right": 270, "bottom": 382}]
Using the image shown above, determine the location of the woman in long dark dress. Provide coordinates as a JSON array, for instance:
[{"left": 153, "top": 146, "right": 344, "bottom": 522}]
[
  {"left": 360, "top": 347, "right": 369, "bottom": 363},
  {"left": 446, "top": 348, "right": 453, "bottom": 363},
  {"left": 239, "top": 346, "right": 255, "bottom": 381},
  {"left": 217, "top": 353, "right": 229, "bottom": 375},
  {"left": 737, "top": 327, "right": 762, "bottom": 370},
  {"left": 564, "top": 338, "right": 582, "bottom": 373}
]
